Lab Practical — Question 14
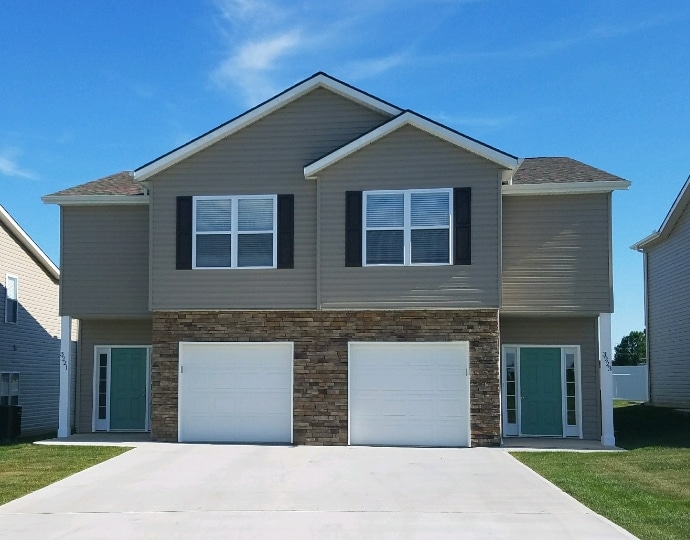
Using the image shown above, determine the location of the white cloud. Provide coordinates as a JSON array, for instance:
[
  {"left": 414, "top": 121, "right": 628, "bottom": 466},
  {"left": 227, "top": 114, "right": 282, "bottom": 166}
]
[
  {"left": 0, "top": 148, "right": 37, "bottom": 180},
  {"left": 211, "top": 30, "right": 303, "bottom": 104},
  {"left": 344, "top": 53, "right": 408, "bottom": 81}
]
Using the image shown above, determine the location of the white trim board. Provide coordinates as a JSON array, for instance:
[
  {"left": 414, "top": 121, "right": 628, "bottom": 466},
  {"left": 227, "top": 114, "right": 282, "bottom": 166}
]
[
  {"left": 0, "top": 205, "right": 59, "bottom": 280},
  {"left": 305, "top": 111, "right": 519, "bottom": 177},
  {"left": 502, "top": 181, "right": 630, "bottom": 196},
  {"left": 135, "top": 73, "right": 401, "bottom": 182}
]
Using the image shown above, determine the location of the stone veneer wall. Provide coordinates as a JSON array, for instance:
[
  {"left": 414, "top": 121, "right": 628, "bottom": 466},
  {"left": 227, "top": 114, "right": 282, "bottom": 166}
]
[{"left": 152, "top": 309, "right": 500, "bottom": 446}]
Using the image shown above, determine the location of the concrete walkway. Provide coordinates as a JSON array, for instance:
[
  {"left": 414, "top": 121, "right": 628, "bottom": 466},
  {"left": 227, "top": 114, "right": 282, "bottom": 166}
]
[{"left": 0, "top": 444, "right": 636, "bottom": 539}]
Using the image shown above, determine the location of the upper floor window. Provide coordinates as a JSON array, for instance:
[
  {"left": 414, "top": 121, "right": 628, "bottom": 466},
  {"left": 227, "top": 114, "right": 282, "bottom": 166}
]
[
  {"left": 363, "top": 189, "right": 453, "bottom": 266},
  {"left": 5, "top": 275, "right": 17, "bottom": 324},
  {"left": 193, "top": 195, "right": 277, "bottom": 269},
  {"left": 0, "top": 372, "right": 19, "bottom": 405}
]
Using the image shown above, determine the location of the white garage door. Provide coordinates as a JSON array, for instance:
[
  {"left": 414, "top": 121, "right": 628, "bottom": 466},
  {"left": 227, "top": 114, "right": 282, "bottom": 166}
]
[
  {"left": 178, "top": 342, "right": 293, "bottom": 443},
  {"left": 349, "top": 342, "right": 470, "bottom": 447}
]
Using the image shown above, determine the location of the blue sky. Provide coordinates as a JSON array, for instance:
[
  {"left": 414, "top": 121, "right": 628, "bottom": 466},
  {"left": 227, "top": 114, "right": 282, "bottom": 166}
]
[{"left": 1, "top": 1, "right": 688, "bottom": 345}]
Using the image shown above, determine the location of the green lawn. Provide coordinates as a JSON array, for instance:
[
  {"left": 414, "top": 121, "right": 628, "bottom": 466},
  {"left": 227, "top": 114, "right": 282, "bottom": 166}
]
[
  {"left": 513, "top": 404, "right": 690, "bottom": 540},
  {"left": 0, "top": 439, "right": 129, "bottom": 505}
]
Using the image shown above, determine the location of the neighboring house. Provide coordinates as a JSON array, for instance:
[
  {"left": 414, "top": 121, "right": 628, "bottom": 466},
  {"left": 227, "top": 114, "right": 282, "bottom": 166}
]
[
  {"left": 43, "top": 73, "right": 629, "bottom": 447},
  {"left": 0, "top": 204, "right": 63, "bottom": 435},
  {"left": 632, "top": 175, "right": 690, "bottom": 409}
]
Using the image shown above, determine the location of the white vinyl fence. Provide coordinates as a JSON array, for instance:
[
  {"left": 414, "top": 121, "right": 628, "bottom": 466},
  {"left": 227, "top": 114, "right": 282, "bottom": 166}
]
[{"left": 612, "top": 365, "right": 648, "bottom": 401}]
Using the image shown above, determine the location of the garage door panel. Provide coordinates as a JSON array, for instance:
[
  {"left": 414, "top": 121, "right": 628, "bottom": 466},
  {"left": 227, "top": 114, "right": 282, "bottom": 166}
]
[
  {"left": 178, "top": 343, "right": 293, "bottom": 443},
  {"left": 349, "top": 342, "right": 470, "bottom": 447}
]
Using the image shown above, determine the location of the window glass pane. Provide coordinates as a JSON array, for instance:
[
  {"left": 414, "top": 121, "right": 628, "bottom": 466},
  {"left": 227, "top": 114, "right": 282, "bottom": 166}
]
[
  {"left": 507, "top": 381, "right": 515, "bottom": 396},
  {"left": 566, "top": 369, "right": 575, "bottom": 383},
  {"left": 505, "top": 352, "right": 516, "bottom": 368},
  {"left": 238, "top": 198, "right": 273, "bottom": 232},
  {"left": 506, "top": 369, "right": 515, "bottom": 382},
  {"left": 0, "top": 396, "right": 7, "bottom": 405},
  {"left": 366, "top": 193, "right": 404, "bottom": 228},
  {"left": 508, "top": 409, "right": 516, "bottom": 424},
  {"left": 567, "top": 411, "right": 576, "bottom": 425},
  {"left": 567, "top": 382, "right": 576, "bottom": 396},
  {"left": 99, "top": 406, "right": 107, "bottom": 420},
  {"left": 567, "top": 396, "right": 576, "bottom": 411},
  {"left": 0, "top": 373, "right": 8, "bottom": 395},
  {"left": 411, "top": 229, "right": 449, "bottom": 263},
  {"left": 507, "top": 396, "right": 515, "bottom": 410},
  {"left": 196, "top": 199, "right": 232, "bottom": 232},
  {"left": 99, "top": 394, "right": 106, "bottom": 407},
  {"left": 237, "top": 234, "right": 273, "bottom": 267},
  {"left": 566, "top": 353, "right": 575, "bottom": 369},
  {"left": 6, "top": 277, "right": 17, "bottom": 300},
  {"left": 9, "top": 373, "right": 19, "bottom": 394},
  {"left": 366, "top": 230, "right": 404, "bottom": 264},
  {"left": 411, "top": 192, "right": 449, "bottom": 227},
  {"left": 99, "top": 354, "right": 108, "bottom": 368},
  {"left": 196, "top": 234, "right": 232, "bottom": 267}
]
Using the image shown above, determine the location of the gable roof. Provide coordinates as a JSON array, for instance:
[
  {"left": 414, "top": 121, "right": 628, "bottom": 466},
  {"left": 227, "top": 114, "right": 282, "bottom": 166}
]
[
  {"left": 503, "top": 157, "right": 630, "bottom": 195},
  {"left": 134, "top": 72, "right": 402, "bottom": 182},
  {"left": 304, "top": 110, "right": 519, "bottom": 177},
  {"left": 42, "top": 171, "right": 148, "bottom": 205},
  {"left": 632, "top": 174, "right": 690, "bottom": 251},
  {"left": 0, "top": 205, "right": 59, "bottom": 280}
]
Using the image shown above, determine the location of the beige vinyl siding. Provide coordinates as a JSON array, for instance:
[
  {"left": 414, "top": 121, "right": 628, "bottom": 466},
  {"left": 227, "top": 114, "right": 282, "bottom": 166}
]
[
  {"left": 60, "top": 205, "right": 149, "bottom": 317},
  {"left": 502, "top": 193, "right": 612, "bottom": 313},
  {"left": 150, "top": 87, "right": 390, "bottom": 310},
  {"left": 0, "top": 223, "right": 60, "bottom": 435},
  {"left": 76, "top": 318, "right": 152, "bottom": 433},
  {"left": 646, "top": 204, "right": 690, "bottom": 408},
  {"left": 500, "top": 315, "right": 601, "bottom": 440},
  {"left": 318, "top": 125, "right": 503, "bottom": 309}
]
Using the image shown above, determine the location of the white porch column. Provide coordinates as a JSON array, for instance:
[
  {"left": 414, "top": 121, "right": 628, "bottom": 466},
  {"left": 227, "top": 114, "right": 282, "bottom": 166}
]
[
  {"left": 598, "top": 313, "right": 616, "bottom": 446},
  {"left": 58, "top": 316, "right": 72, "bottom": 438}
]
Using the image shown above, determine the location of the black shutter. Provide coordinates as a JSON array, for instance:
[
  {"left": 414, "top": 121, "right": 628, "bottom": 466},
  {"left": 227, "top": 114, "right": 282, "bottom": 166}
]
[
  {"left": 176, "top": 196, "right": 193, "bottom": 270},
  {"left": 454, "top": 188, "right": 471, "bottom": 265},
  {"left": 277, "top": 194, "right": 294, "bottom": 269},
  {"left": 345, "top": 191, "right": 363, "bottom": 267}
]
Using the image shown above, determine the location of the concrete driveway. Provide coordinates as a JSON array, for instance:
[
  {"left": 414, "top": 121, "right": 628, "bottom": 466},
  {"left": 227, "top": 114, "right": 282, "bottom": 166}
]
[{"left": 0, "top": 444, "right": 635, "bottom": 539}]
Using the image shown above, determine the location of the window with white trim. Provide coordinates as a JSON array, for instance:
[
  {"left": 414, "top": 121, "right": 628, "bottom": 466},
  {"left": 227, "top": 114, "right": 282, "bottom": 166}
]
[
  {"left": 0, "top": 372, "right": 19, "bottom": 405},
  {"left": 5, "top": 275, "right": 17, "bottom": 324},
  {"left": 363, "top": 188, "right": 452, "bottom": 266},
  {"left": 193, "top": 195, "right": 277, "bottom": 269}
]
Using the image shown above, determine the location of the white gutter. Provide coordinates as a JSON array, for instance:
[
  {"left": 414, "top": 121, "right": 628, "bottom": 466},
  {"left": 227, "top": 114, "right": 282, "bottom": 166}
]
[
  {"left": 42, "top": 195, "right": 150, "bottom": 206},
  {"left": 502, "top": 180, "right": 630, "bottom": 196}
]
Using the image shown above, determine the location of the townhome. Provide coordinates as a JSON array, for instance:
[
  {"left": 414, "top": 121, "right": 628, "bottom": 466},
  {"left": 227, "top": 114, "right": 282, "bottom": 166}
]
[{"left": 43, "top": 73, "right": 629, "bottom": 447}]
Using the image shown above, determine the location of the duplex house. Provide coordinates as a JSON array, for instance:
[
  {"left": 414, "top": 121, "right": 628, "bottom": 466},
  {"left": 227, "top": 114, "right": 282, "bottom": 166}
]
[
  {"left": 43, "top": 73, "right": 629, "bottom": 447},
  {"left": 632, "top": 175, "right": 690, "bottom": 408},
  {"left": 0, "top": 204, "right": 63, "bottom": 435}
]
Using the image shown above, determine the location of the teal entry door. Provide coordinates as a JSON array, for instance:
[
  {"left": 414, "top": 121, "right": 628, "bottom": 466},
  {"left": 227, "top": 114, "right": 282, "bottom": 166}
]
[
  {"left": 520, "top": 348, "right": 563, "bottom": 436},
  {"left": 110, "top": 348, "right": 148, "bottom": 430}
]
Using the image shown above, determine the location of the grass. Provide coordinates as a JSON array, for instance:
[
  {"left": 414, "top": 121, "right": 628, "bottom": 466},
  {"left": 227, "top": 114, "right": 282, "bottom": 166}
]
[
  {"left": 513, "top": 404, "right": 690, "bottom": 540},
  {"left": 0, "top": 437, "right": 129, "bottom": 506}
]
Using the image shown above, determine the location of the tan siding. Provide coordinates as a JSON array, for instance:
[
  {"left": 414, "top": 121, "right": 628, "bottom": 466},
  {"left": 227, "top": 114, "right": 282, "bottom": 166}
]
[
  {"left": 61, "top": 205, "right": 149, "bottom": 317},
  {"left": 0, "top": 223, "right": 60, "bottom": 434},
  {"left": 319, "top": 125, "right": 502, "bottom": 309},
  {"left": 150, "top": 88, "right": 390, "bottom": 310},
  {"left": 500, "top": 315, "right": 601, "bottom": 440},
  {"left": 76, "top": 318, "right": 152, "bottom": 432},
  {"left": 646, "top": 203, "right": 690, "bottom": 408},
  {"left": 502, "top": 194, "right": 612, "bottom": 313}
]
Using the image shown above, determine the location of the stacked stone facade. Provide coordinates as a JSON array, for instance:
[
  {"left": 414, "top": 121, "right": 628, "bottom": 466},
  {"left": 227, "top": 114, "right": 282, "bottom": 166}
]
[{"left": 152, "top": 309, "right": 500, "bottom": 446}]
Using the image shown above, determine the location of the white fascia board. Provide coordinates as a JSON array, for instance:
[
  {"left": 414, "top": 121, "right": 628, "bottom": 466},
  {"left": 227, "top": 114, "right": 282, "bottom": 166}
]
[
  {"left": 41, "top": 195, "right": 150, "bottom": 206},
  {"left": 305, "top": 112, "right": 518, "bottom": 177},
  {"left": 502, "top": 180, "right": 631, "bottom": 196},
  {"left": 630, "top": 232, "right": 660, "bottom": 252},
  {"left": 135, "top": 73, "right": 402, "bottom": 182},
  {"left": 631, "top": 175, "right": 690, "bottom": 251},
  {"left": 0, "top": 205, "right": 59, "bottom": 280}
]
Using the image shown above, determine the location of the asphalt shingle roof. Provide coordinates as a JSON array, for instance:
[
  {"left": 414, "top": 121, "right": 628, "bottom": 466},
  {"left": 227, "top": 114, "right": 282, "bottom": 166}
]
[
  {"left": 513, "top": 157, "right": 627, "bottom": 184},
  {"left": 47, "top": 171, "right": 144, "bottom": 197}
]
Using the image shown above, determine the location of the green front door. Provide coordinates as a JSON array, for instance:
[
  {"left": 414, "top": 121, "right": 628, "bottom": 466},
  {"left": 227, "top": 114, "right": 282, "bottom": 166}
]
[
  {"left": 520, "top": 348, "right": 563, "bottom": 436},
  {"left": 110, "top": 348, "right": 147, "bottom": 430}
]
